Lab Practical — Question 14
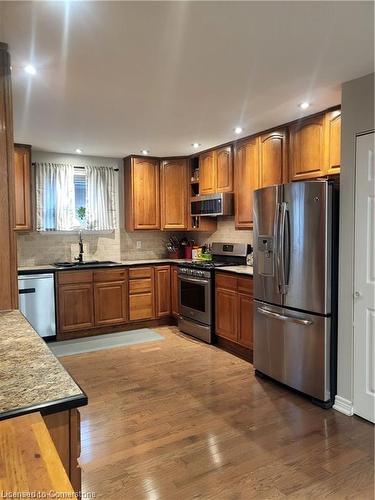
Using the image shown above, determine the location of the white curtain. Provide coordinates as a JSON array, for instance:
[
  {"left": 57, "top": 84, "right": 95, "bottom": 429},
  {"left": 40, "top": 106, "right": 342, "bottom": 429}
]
[
  {"left": 35, "top": 163, "right": 75, "bottom": 231},
  {"left": 85, "top": 166, "right": 118, "bottom": 230}
]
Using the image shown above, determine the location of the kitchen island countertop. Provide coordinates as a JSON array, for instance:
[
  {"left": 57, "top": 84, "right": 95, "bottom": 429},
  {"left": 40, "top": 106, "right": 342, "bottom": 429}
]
[{"left": 0, "top": 310, "right": 87, "bottom": 420}]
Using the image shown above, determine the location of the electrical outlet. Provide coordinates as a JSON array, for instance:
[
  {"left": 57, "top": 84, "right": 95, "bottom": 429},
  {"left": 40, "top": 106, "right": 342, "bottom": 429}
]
[{"left": 136, "top": 241, "right": 142, "bottom": 249}]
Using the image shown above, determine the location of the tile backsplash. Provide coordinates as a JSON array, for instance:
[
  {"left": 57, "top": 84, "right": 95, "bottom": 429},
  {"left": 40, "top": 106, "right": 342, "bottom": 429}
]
[
  {"left": 17, "top": 229, "right": 173, "bottom": 266},
  {"left": 194, "top": 217, "right": 253, "bottom": 247}
]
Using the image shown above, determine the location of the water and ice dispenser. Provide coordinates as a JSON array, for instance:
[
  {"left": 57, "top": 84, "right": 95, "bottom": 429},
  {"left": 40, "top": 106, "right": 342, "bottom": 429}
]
[{"left": 257, "top": 236, "right": 274, "bottom": 276}]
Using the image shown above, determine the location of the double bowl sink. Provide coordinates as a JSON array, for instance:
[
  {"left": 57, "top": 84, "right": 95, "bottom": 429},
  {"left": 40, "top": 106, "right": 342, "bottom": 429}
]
[{"left": 53, "top": 260, "right": 121, "bottom": 269}]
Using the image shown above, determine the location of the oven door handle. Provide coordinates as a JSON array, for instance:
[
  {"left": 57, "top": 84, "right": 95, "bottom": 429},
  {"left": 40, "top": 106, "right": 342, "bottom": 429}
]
[{"left": 178, "top": 276, "right": 210, "bottom": 285}]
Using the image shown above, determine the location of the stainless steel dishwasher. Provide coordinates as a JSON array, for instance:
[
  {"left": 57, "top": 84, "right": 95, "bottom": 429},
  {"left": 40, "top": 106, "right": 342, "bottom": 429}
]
[{"left": 18, "top": 273, "right": 56, "bottom": 339}]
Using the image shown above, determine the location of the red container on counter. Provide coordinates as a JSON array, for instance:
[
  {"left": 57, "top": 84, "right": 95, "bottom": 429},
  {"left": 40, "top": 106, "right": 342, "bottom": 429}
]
[{"left": 184, "top": 245, "right": 193, "bottom": 259}]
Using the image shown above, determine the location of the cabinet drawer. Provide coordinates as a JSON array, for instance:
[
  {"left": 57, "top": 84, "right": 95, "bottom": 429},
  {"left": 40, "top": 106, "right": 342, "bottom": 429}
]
[
  {"left": 129, "top": 267, "right": 152, "bottom": 279},
  {"left": 58, "top": 271, "right": 93, "bottom": 285},
  {"left": 93, "top": 268, "right": 126, "bottom": 282},
  {"left": 215, "top": 272, "right": 237, "bottom": 291},
  {"left": 129, "top": 293, "right": 154, "bottom": 321},
  {"left": 129, "top": 278, "right": 152, "bottom": 294},
  {"left": 237, "top": 276, "right": 253, "bottom": 295}
]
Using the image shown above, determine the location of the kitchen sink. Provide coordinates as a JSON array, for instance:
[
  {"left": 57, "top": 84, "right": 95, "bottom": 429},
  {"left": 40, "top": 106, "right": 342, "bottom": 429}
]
[{"left": 53, "top": 260, "right": 121, "bottom": 268}]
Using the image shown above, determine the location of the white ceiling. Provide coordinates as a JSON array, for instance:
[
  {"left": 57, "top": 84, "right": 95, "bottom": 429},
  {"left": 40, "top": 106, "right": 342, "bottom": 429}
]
[{"left": 0, "top": 1, "right": 374, "bottom": 158}]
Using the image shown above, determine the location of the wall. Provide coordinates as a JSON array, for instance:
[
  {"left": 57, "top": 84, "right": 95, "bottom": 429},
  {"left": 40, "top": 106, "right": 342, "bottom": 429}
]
[
  {"left": 334, "top": 73, "right": 374, "bottom": 413},
  {"left": 17, "top": 151, "right": 174, "bottom": 265}
]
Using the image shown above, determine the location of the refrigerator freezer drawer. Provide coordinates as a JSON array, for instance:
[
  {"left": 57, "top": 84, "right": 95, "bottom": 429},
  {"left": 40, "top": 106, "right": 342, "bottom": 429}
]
[{"left": 254, "top": 301, "right": 331, "bottom": 402}]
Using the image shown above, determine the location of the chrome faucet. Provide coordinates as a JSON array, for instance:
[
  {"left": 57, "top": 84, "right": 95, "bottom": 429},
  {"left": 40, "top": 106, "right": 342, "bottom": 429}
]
[{"left": 74, "top": 230, "right": 84, "bottom": 263}]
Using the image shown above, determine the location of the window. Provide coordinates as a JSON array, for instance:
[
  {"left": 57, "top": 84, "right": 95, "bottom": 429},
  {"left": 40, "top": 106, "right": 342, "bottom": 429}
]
[
  {"left": 74, "top": 170, "right": 87, "bottom": 228},
  {"left": 35, "top": 162, "right": 118, "bottom": 231}
]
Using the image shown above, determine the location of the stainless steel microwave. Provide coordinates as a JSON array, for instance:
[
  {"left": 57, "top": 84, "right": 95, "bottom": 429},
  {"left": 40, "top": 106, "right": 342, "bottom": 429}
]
[{"left": 190, "top": 193, "right": 234, "bottom": 217}]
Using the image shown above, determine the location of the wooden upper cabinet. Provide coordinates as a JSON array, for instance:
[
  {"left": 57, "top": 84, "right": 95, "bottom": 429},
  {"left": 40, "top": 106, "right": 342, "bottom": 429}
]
[
  {"left": 199, "top": 147, "right": 233, "bottom": 195},
  {"left": 216, "top": 146, "right": 233, "bottom": 192},
  {"left": 199, "top": 151, "right": 216, "bottom": 194},
  {"left": 325, "top": 110, "right": 341, "bottom": 175},
  {"left": 289, "top": 114, "right": 326, "bottom": 180},
  {"left": 124, "top": 156, "right": 160, "bottom": 231},
  {"left": 234, "top": 138, "right": 259, "bottom": 229},
  {"left": 160, "top": 159, "right": 188, "bottom": 230},
  {"left": 259, "top": 130, "right": 287, "bottom": 188},
  {"left": 14, "top": 144, "right": 32, "bottom": 231},
  {"left": 154, "top": 265, "right": 171, "bottom": 317}
]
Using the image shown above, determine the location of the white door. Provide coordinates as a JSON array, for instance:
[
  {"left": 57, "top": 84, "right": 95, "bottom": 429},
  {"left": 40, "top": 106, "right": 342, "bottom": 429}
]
[{"left": 353, "top": 131, "right": 375, "bottom": 423}]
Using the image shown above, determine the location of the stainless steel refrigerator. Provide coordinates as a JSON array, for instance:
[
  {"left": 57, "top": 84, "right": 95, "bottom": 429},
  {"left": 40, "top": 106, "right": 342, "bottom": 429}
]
[{"left": 253, "top": 180, "right": 338, "bottom": 406}]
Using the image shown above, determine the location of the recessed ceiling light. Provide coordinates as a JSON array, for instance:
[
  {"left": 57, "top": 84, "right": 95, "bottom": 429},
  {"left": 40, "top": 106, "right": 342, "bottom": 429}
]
[
  {"left": 24, "top": 64, "right": 37, "bottom": 75},
  {"left": 141, "top": 149, "right": 149, "bottom": 155},
  {"left": 299, "top": 101, "right": 310, "bottom": 110},
  {"left": 191, "top": 143, "right": 201, "bottom": 149},
  {"left": 234, "top": 127, "right": 243, "bottom": 134},
  {"left": 75, "top": 148, "right": 83, "bottom": 154}
]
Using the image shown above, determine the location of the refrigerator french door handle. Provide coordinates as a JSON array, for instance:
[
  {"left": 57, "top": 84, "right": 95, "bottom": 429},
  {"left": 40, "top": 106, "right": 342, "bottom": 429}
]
[
  {"left": 275, "top": 202, "right": 282, "bottom": 292},
  {"left": 279, "top": 202, "right": 289, "bottom": 294},
  {"left": 257, "top": 307, "right": 313, "bottom": 326}
]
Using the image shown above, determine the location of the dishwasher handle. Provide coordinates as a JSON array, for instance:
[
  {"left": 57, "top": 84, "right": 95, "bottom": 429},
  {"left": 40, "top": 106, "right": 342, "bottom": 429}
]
[{"left": 19, "top": 288, "right": 36, "bottom": 294}]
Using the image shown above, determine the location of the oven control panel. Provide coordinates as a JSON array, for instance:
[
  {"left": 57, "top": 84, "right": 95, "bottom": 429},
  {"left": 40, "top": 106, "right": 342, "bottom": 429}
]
[{"left": 178, "top": 267, "right": 211, "bottom": 279}]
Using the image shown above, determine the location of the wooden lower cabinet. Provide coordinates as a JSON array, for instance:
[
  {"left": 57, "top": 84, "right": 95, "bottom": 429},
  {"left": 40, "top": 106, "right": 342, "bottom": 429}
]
[
  {"left": 215, "top": 288, "right": 238, "bottom": 342},
  {"left": 215, "top": 272, "right": 254, "bottom": 350},
  {"left": 94, "top": 281, "right": 127, "bottom": 326},
  {"left": 154, "top": 266, "right": 171, "bottom": 317},
  {"left": 57, "top": 265, "right": 176, "bottom": 336},
  {"left": 58, "top": 283, "right": 94, "bottom": 333},
  {"left": 171, "top": 265, "right": 179, "bottom": 317},
  {"left": 237, "top": 293, "right": 253, "bottom": 349},
  {"left": 43, "top": 409, "right": 81, "bottom": 493},
  {"left": 129, "top": 293, "right": 154, "bottom": 321},
  {"left": 128, "top": 267, "right": 155, "bottom": 321}
]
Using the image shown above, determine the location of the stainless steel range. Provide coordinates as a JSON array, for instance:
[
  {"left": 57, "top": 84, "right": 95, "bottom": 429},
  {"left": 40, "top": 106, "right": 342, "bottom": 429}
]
[{"left": 178, "top": 242, "right": 251, "bottom": 343}]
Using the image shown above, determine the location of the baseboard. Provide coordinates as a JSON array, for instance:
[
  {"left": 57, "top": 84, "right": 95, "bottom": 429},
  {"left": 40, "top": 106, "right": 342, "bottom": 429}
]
[{"left": 333, "top": 395, "right": 354, "bottom": 416}]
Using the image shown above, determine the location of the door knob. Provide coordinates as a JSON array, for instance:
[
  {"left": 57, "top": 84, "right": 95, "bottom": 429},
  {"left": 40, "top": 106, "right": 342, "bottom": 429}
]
[{"left": 354, "top": 291, "right": 362, "bottom": 298}]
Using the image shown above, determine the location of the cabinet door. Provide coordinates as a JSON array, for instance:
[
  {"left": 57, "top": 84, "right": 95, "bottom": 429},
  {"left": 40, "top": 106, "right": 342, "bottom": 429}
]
[
  {"left": 199, "top": 151, "right": 216, "bottom": 194},
  {"left": 160, "top": 159, "right": 188, "bottom": 230},
  {"left": 132, "top": 157, "right": 160, "bottom": 229},
  {"left": 216, "top": 146, "right": 233, "bottom": 192},
  {"left": 14, "top": 144, "right": 32, "bottom": 231},
  {"left": 259, "top": 130, "right": 287, "bottom": 187},
  {"left": 129, "top": 293, "right": 154, "bottom": 321},
  {"left": 58, "top": 284, "right": 94, "bottom": 332},
  {"left": 289, "top": 114, "right": 326, "bottom": 180},
  {"left": 237, "top": 293, "right": 253, "bottom": 349},
  {"left": 325, "top": 110, "right": 341, "bottom": 175},
  {"left": 94, "top": 281, "right": 127, "bottom": 326},
  {"left": 234, "top": 138, "right": 259, "bottom": 229},
  {"left": 215, "top": 288, "right": 238, "bottom": 342},
  {"left": 171, "top": 265, "right": 179, "bottom": 317},
  {"left": 155, "top": 266, "right": 171, "bottom": 317}
]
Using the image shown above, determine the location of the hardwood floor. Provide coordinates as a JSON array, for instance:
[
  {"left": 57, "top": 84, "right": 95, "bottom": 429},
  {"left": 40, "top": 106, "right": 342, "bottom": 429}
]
[{"left": 61, "top": 327, "right": 374, "bottom": 499}]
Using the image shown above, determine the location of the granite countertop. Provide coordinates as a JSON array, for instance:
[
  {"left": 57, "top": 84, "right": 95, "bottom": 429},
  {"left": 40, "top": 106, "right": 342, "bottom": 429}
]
[
  {"left": 18, "top": 259, "right": 192, "bottom": 274},
  {"left": 0, "top": 310, "right": 87, "bottom": 420},
  {"left": 217, "top": 265, "right": 254, "bottom": 276}
]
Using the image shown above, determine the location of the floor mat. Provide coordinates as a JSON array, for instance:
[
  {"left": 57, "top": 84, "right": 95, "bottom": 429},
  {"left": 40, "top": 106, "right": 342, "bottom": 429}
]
[{"left": 48, "top": 328, "right": 164, "bottom": 357}]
